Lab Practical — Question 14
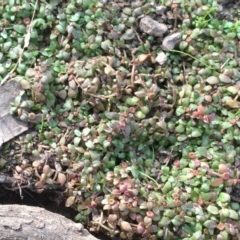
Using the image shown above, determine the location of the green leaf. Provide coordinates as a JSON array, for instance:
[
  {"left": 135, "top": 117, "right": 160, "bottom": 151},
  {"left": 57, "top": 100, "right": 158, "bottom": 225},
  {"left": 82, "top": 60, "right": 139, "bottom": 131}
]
[
  {"left": 210, "top": 178, "right": 223, "bottom": 187},
  {"left": 203, "top": 220, "right": 217, "bottom": 229},
  {"left": 1, "top": 29, "right": 8, "bottom": 39},
  {"left": 73, "top": 137, "right": 81, "bottom": 146},
  {"left": 70, "top": 13, "right": 81, "bottom": 21},
  {"left": 217, "top": 192, "right": 230, "bottom": 203},
  {"left": 130, "top": 165, "right": 139, "bottom": 178},
  {"left": 82, "top": 128, "right": 91, "bottom": 136},
  {"left": 228, "top": 209, "right": 239, "bottom": 220},
  {"left": 222, "top": 122, "right": 232, "bottom": 129},
  {"left": 162, "top": 181, "right": 172, "bottom": 194},
  {"left": 13, "top": 24, "right": 26, "bottom": 34},
  {"left": 63, "top": 98, "right": 72, "bottom": 110},
  {"left": 177, "top": 135, "right": 187, "bottom": 142},
  {"left": 102, "top": 140, "right": 110, "bottom": 148},
  {"left": 190, "top": 130, "right": 202, "bottom": 138},
  {"left": 159, "top": 216, "right": 170, "bottom": 226},
  {"left": 74, "top": 129, "right": 82, "bottom": 137},
  {"left": 85, "top": 140, "right": 94, "bottom": 149},
  {"left": 104, "top": 111, "right": 119, "bottom": 120},
  {"left": 207, "top": 205, "right": 219, "bottom": 215},
  {"left": 197, "top": 147, "right": 207, "bottom": 157},
  {"left": 31, "top": 19, "right": 47, "bottom": 29}
]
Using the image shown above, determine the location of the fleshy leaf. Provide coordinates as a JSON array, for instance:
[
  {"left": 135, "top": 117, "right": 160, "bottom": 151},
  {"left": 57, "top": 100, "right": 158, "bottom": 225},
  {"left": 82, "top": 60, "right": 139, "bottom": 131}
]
[
  {"left": 207, "top": 205, "right": 219, "bottom": 215},
  {"left": 203, "top": 220, "right": 217, "bottom": 228},
  {"left": 210, "top": 178, "right": 223, "bottom": 187},
  {"left": 217, "top": 192, "right": 230, "bottom": 203},
  {"left": 228, "top": 209, "right": 239, "bottom": 220},
  {"left": 65, "top": 196, "right": 75, "bottom": 207}
]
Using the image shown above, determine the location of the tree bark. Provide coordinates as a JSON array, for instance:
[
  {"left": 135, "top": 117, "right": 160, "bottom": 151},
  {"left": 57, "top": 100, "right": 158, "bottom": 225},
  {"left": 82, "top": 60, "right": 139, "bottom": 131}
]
[{"left": 0, "top": 204, "right": 99, "bottom": 240}]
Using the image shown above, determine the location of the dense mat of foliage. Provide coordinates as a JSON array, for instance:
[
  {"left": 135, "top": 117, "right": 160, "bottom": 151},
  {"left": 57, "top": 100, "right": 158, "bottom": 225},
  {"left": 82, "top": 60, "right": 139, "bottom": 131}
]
[{"left": 0, "top": 0, "right": 240, "bottom": 239}]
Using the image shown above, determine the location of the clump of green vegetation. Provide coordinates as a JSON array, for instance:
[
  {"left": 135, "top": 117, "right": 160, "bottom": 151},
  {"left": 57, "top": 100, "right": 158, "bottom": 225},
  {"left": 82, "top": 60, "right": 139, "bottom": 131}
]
[{"left": 0, "top": 0, "right": 240, "bottom": 239}]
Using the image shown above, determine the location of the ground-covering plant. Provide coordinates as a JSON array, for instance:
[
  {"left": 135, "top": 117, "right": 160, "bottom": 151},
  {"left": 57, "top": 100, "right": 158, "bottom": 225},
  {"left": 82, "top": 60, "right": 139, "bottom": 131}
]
[{"left": 0, "top": 0, "right": 240, "bottom": 239}]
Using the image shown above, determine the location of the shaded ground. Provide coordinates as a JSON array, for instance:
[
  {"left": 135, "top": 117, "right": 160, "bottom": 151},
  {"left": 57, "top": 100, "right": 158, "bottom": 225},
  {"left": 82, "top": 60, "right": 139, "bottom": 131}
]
[{"left": 217, "top": 0, "right": 240, "bottom": 21}]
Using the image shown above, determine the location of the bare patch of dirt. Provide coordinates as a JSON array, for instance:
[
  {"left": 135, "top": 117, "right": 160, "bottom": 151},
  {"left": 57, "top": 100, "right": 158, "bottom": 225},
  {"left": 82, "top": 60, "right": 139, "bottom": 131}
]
[{"left": 217, "top": 0, "right": 240, "bottom": 21}]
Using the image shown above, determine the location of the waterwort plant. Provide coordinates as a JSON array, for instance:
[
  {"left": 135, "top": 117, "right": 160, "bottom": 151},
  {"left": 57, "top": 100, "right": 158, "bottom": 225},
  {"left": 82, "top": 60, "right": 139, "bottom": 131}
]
[{"left": 0, "top": 0, "right": 240, "bottom": 239}]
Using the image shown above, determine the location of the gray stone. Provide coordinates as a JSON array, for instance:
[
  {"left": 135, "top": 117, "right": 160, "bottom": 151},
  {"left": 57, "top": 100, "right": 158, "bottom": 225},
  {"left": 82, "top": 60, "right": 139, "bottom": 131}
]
[
  {"left": 156, "top": 6, "right": 166, "bottom": 15},
  {"left": 0, "top": 81, "right": 28, "bottom": 147},
  {"left": 139, "top": 16, "right": 168, "bottom": 37},
  {"left": 156, "top": 52, "right": 167, "bottom": 65},
  {"left": 162, "top": 32, "right": 182, "bottom": 51}
]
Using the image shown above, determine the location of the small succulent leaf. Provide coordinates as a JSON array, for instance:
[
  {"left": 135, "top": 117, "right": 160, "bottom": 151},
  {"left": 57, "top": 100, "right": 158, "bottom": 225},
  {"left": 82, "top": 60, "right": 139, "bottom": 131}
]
[
  {"left": 85, "top": 140, "right": 94, "bottom": 149},
  {"left": 65, "top": 196, "right": 75, "bottom": 207},
  {"left": 182, "top": 223, "right": 193, "bottom": 234},
  {"left": 197, "top": 147, "right": 207, "bottom": 157},
  {"left": 190, "top": 130, "right": 202, "bottom": 138},
  {"left": 122, "top": 125, "right": 131, "bottom": 137},
  {"left": 218, "top": 164, "right": 229, "bottom": 174},
  {"left": 217, "top": 192, "right": 230, "bottom": 203},
  {"left": 219, "top": 74, "right": 231, "bottom": 83},
  {"left": 13, "top": 24, "right": 26, "bottom": 34},
  {"left": 20, "top": 79, "right": 31, "bottom": 89},
  {"left": 226, "top": 98, "right": 240, "bottom": 108},
  {"left": 207, "top": 205, "right": 219, "bottom": 215},
  {"left": 82, "top": 128, "right": 91, "bottom": 136},
  {"left": 222, "top": 122, "right": 232, "bottom": 129},
  {"left": 203, "top": 220, "right": 217, "bottom": 229},
  {"left": 206, "top": 76, "right": 219, "bottom": 85},
  {"left": 157, "top": 120, "right": 167, "bottom": 131},
  {"left": 58, "top": 172, "right": 66, "bottom": 186},
  {"left": 130, "top": 165, "right": 139, "bottom": 178},
  {"left": 74, "top": 129, "right": 82, "bottom": 137},
  {"left": 228, "top": 209, "right": 239, "bottom": 220},
  {"left": 134, "top": 54, "right": 149, "bottom": 64},
  {"left": 120, "top": 221, "right": 132, "bottom": 232},
  {"left": 162, "top": 181, "right": 172, "bottom": 194},
  {"left": 210, "top": 178, "right": 223, "bottom": 187},
  {"left": 104, "top": 111, "right": 120, "bottom": 120},
  {"left": 159, "top": 216, "right": 170, "bottom": 226}
]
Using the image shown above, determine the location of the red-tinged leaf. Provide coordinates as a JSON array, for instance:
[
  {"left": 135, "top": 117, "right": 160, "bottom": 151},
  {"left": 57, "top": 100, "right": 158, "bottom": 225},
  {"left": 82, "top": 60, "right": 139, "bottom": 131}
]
[
  {"left": 210, "top": 178, "right": 223, "bottom": 187},
  {"left": 218, "top": 164, "right": 229, "bottom": 174},
  {"left": 197, "top": 104, "right": 204, "bottom": 116},
  {"left": 208, "top": 113, "right": 215, "bottom": 122}
]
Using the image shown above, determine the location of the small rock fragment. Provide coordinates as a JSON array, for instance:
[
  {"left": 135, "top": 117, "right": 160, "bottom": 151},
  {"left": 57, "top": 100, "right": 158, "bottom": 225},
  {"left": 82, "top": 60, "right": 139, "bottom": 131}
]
[
  {"left": 162, "top": 32, "right": 182, "bottom": 51},
  {"left": 156, "top": 6, "right": 166, "bottom": 15},
  {"left": 156, "top": 52, "right": 167, "bottom": 65},
  {"left": 139, "top": 16, "right": 168, "bottom": 37}
]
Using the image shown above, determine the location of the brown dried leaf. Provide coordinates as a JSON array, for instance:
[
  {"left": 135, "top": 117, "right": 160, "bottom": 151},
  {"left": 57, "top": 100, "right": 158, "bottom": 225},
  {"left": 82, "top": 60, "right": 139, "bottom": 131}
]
[
  {"left": 133, "top": 54, "right": 150, "bottom": 64},
  {"left": 58, "top": 172, "right": 67, "bottom": 186}
]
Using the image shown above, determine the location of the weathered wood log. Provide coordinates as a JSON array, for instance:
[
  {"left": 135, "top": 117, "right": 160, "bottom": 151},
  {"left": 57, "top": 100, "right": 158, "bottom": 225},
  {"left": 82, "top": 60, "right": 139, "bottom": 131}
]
[{"left": 0, "top": 204, "right": 99, "bottom": 240}]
